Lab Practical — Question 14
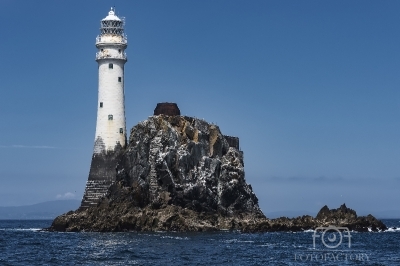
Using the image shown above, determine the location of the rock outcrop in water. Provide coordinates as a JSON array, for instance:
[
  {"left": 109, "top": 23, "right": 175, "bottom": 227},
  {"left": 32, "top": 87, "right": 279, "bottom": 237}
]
[
  {"left": 51, "top": 115, "right": 265, "bottom": 231},
  {"left": 243, "top": 204, "right": 387, "bottom": 232},
  {"left": 49, "top": 115, "right": 387, "bottom": 232}
]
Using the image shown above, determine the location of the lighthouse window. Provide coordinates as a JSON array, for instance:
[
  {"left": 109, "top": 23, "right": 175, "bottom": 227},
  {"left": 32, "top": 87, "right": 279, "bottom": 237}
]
[
  {"left": 118, "top": 49, "right": 121, "bottom": 53},
  {"left": 108, "top": 115, "right": 113, "bottom": 120},
  {"left": 109, "top": 63, "right": 113, "bottom": 69},
  {"left": 119, "top": 128, "right": 123, "bottom": 134},
  {"left": 101, "top": 49, "right": 104, "bottom": 52},
  {"left": 118, "top": 77, "right": 122, "bottom": 82},
  {"left": 100, "top": 102, "right": 103, "bottom": 108}
]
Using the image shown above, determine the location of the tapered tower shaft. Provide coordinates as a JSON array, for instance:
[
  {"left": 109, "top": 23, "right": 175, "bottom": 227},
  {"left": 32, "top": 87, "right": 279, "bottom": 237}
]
[
  {"left": 94, "top": 8, "right": 127, "bottom": 152},
  {"left": 81, "top": 8, "right": 128, "bottom": 209}
]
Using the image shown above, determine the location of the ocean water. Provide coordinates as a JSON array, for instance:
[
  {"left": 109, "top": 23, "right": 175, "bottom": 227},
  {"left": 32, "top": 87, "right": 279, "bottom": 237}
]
[{"left": 0, "top": 219, "right": 399, "bottom": 265}]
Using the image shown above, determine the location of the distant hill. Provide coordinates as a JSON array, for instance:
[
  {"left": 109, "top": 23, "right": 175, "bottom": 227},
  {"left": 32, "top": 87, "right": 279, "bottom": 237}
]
[{"left": 0, "top": 200, "right": 80, "bottom": 219}]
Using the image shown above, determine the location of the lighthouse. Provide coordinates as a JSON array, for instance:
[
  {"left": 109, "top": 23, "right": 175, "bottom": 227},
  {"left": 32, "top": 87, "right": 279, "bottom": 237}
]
[
  {"left": 94, "top": 7, "right": 127, "bottom": 152},
  {"left": 81, "top": 8, "right": 128, "bottom": 209}
]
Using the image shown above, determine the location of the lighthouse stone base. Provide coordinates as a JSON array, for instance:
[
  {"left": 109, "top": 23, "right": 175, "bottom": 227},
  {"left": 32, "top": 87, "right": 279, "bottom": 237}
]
[{"left": 80, "top": 144, "right": 124, "bottom": 209}]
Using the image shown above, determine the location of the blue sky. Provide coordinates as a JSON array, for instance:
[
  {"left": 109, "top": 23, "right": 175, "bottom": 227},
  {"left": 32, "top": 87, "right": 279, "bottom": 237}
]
[{"left": 0, "top": 1, "right": 399, "bottom": 216}]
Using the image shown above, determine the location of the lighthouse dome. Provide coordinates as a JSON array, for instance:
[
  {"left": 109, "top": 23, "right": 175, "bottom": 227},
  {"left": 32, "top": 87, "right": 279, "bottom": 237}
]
[{"left": 102, "top": 8, "right": 121, "bottom": 21}]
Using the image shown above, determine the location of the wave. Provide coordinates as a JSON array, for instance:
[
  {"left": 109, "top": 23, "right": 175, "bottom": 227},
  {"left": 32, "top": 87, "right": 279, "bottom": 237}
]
[
  {"left": 160, "top": 236, "right": 189, "bottom": 240},
  {"left": 0, "top": 228, "right": 41, "bottom": 232},
  {"left": 363, "top": 227, "right": 400, "bottom": 233},
  {"left": 384, "top": 227, "right": 400, "bottom": 232},
  {"left": 301, "top": 228, "right": 400, "bottom": 233},
  {"left": 223, "top": 239, "right": 254, "bottom": 244}
]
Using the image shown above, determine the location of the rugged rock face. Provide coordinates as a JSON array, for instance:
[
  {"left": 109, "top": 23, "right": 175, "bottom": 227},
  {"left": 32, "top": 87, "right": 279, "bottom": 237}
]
[
  {"left": 242, "top": 204, "right": 387, "bottom": 233},
  {"left": 49, "top": 115, "right": 387, "bottom": 232},
  {"left": 50, "top": 115, "right": 265, "bottom": 231},
  {"left": 118, "top": 115, "right": 261, "bottom": 215}
]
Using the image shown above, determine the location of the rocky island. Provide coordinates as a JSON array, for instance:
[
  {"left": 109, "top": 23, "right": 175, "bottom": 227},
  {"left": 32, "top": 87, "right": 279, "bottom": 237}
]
[{"left": 49, "top": 106, "right": 387, "bottom": 232}]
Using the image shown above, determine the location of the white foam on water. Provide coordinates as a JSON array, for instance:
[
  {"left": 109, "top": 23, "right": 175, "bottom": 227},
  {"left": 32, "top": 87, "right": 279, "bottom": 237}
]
[
  {"left": 223, "top": 238, "right": 238, "bottom": 243},
  {"left": 0, "top": 228, "right": 41, "bottom": 232},
  {"left": 303, "top": 229, "right": 315, "bottom": 233},
  {"left": 258, "top": 243, "right": 274, "bottom": 247},
  {"left": 384, "top": 227, "right": 400, "bottom": 232},
  {"left": 160, "top": 236, "right": 189, "bottom": 240}
]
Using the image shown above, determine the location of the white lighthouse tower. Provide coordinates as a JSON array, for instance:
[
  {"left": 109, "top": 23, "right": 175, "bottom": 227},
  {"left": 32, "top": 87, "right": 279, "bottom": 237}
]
[
  {"left": 81, "top": 8, "right": 128, "bottom": 209},
  {"left": 94, "top": 7, "right": 127, "bottom": 153}
]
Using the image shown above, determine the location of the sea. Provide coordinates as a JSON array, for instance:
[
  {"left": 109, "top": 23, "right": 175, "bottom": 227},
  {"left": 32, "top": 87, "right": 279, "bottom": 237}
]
[{"left": 0, "top": 219, "right": 399, "bottom": 265}]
